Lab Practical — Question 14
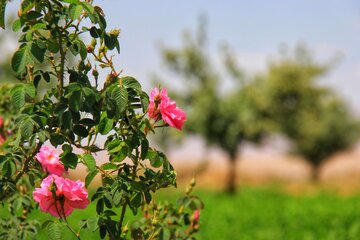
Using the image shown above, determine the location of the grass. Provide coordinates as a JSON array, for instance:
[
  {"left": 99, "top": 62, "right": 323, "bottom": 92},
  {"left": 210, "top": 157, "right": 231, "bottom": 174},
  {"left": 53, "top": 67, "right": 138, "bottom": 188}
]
[{"left": 3, "top": 186, "right": 360, "bottom": 239}]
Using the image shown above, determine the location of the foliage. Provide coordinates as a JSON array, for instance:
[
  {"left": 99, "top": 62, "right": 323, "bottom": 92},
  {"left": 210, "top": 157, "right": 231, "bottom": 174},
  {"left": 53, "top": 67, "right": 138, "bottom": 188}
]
[
  {"left": 0, "top": 1, "right": 202, "bottom": 239},
  {"left": 261, "top": 46, "right": 360, "bottom": 174},
  {"left": 157, "top": 20, "right": 359, "bottom": 183},
  {"left": 131, "top": 179, "right": 203, "bottom": 240},
  {"left": 156, "top": 21, "right": 274, "bottom": 193}
]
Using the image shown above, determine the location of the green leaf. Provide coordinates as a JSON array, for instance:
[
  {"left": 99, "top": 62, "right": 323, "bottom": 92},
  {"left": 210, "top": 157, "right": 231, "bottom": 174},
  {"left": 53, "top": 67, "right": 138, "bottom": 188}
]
[
  {"left": 69, "top": 4, "right": 83, "bottom": 20},
  {"left": 2, "top": 160, "right": 14, "bottom": 178},
  {"left": 12, "top": 45, "right": 29, "bottom": 73},
  {"left": 96, "top": 198, "right": 104, "bottom": 214},
  {"left": 25, "top": 83, "right": 36, "bottom": 98},
  {"left": 0, "top": 0, "right": 6, "bottom": 29},
  {"left": 140, "top": 138, "right": 149, "bottom": 160},
  {"left": 69, "top": 90, "right": 83, "bottom": 112},
  {"left": 104, "top": 33, "right": 116, "bottom": 50},
  {"left": 61, "top": 152, "right": 78, "bottom": 169},
  {"left": 61, "top": 111, "right": 73, "bottom": 130},
  {"left": 11, "top": 85, "right": 26, "bottom": 109},
  {"left": 62, "top": 144, "right": 72, "bottom": 153},
  {"left": 98, "top": 116, "right": 113, "bottom": 135},
  {"left": 31, "top": 22, "right": 46, "bottom": 30},
  {"left": 147, "top": 150, "right": 163, "bottom": 168},
  {"left": 80, "top": 2, "right": 94, "bottom": 14},
  {"left": 140, "top": 91, "right": 150, "bottom": 112},
  {"left": 83, "top": 154, "right": 96, "bottom": 171},
  {"left": 85, "top": 169, "right": 98, "bottom": 188},
  {"left": 121, "top": 76, "right": 142, "bottom": 91},
  {"left": 112, "top": 189, "right": 122, "bottom": 206},
  {"left": 62, "top": 0, "right": 80, "bottom": 3},
  {"left": 47, "top": 41, "right": 59, "bottom": 53},
  {"left": 111, "top": 86, "right": 128, "bottom": 115},
  {"left": 86, "top": 217, "right": 99, "bottom": 232},
  {"left": 107, "top": 139, "right": 122, "bottom": 153},
  {"left": 100, "top": 163, "right": 117, "bottom": 170},
  {"left": 78, "top": 40, "right": 87, "bottom": 60},
  {"left": 30, "top": 42, "right": 45, "bottom": 63},
  {"left": 130, "top": 193, "right": 142, "bottom": 209},
  {"left": 47, "top": 222, "right": 62, "bottom": 240},
  {"left": 73, "top": 124, "right": 88, "bottom": 137},
  {"left": 89, "top": 26, "right": 100, "bottom": 38},
  {"left": 159, "top": 228, "right": 171, "bottom": 240},
  {"left": 12, "top": 18, "right": 24, "bottom": 32},
  {"left": 20, "top": 118, "right": 34, "bottom": 138}
]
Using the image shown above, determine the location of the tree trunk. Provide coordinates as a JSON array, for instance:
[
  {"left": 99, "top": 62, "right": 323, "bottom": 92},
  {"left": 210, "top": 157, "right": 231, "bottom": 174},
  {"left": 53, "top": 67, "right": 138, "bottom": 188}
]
[
  {"left": 311, "top": 165, "right": 320, "bottom": 182},
  {"left": 226, "top": 156, "right": 237, "bottom": 194}
]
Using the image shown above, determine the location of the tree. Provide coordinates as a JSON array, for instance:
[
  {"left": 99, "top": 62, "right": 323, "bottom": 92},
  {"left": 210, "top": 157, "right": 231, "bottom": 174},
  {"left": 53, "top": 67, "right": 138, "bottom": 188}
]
[
  {"left": 156, "top": 21, "right": 273, "bottom": 194},
  {"left": 262, "top": 45, "right": 360, "bottom": 179}
]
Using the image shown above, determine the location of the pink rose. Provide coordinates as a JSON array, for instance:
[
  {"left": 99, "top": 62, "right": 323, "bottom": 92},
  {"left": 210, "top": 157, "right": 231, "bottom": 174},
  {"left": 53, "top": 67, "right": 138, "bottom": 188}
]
[
  {"left": 35, "top": 146, "right": 65, "bottom": 176},
  {"left": 148, "top": 88, "right": 186, "bottom": 130},
  {"left": 33, "top": 175, "right": 89, "bottom": 217},
  {"left": 0, "top": 117, "right": 3, "bottom": 128},
  {"left": 193, "top": 209, "right": 200, "bottom": 223}
]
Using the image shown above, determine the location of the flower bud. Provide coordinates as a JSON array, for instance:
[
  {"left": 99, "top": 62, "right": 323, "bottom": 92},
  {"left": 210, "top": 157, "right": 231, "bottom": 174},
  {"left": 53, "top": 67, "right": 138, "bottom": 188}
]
[
  {"left": 86, "top": 45, "right": 94, "bottom": 53},
  {"left": 193, "top": 210, "right": 200, "bottom": 223},
  {"left": 109, "top": 29, "right": 121, "bottom": 38},
  {"left": 92, "top": 68, "right": 99, "bottom": 78}
]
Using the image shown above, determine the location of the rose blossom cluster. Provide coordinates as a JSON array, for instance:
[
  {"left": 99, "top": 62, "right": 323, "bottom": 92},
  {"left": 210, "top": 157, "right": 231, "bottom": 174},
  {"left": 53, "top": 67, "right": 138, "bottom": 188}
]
[
  {"left": 148, "top": 88, "right": 186, "bottom": 130},
  {"left": 33, "top": 146, "right": 89, "bottom": 218}
]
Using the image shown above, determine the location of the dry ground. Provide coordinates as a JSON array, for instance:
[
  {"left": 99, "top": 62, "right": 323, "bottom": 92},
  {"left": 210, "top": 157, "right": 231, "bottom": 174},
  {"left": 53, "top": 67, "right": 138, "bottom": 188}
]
[{"left": 67, "top": 142, "right": 360, "bottom": 194}]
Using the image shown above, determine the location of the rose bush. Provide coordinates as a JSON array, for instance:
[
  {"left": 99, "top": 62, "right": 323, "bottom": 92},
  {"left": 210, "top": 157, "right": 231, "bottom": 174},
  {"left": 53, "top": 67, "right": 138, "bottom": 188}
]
[{"left": 0, "top": 0, "right": 202, "bottom": 239}]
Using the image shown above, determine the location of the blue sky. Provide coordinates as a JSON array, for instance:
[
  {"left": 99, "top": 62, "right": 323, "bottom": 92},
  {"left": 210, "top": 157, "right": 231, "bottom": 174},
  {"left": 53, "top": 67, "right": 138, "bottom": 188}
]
[
  {"left": 5, "top": 0, "right": 360, "bottom": 111},
  {"left": 96, "top": 0, "right": 360, "bottom": 112}
]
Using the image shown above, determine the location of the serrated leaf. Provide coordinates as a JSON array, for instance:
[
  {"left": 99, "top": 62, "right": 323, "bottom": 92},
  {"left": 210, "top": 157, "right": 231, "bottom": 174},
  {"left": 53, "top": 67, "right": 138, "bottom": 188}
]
[
  {"left": 47, "top": 222, "right": 62, "bottom": 240},
  {"left": 11, "top": 85, "right": 26, "bottom": 108},
  {"left": 83, "top": 154, "right": 96, "bottom": 171},
  {"left": 121, "top": 76, "right": 142, "bottom": 91},
  {"left": 25, "top": 83, "right": 36, "bottom": 98},
  {"left": 111, "top": 86, "right": 128, "bottom": 115},
  {"left": 12, "top": 45, "right": 29, "bottom": 73},
  {"left": 20, "top": 118, "right": 34, "bottom": 138}
]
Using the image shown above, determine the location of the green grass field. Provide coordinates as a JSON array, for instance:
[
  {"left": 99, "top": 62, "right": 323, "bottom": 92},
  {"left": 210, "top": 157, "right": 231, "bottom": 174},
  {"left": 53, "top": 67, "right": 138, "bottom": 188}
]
[{"left": 4, "top": 187, "right": 360, "bottom": 239}]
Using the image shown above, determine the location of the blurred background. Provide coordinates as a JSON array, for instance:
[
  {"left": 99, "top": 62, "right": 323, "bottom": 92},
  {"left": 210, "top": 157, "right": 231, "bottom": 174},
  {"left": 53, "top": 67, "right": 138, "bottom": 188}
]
[{"left": 2, "top": 0, "right": 360, "bottom": 239}]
